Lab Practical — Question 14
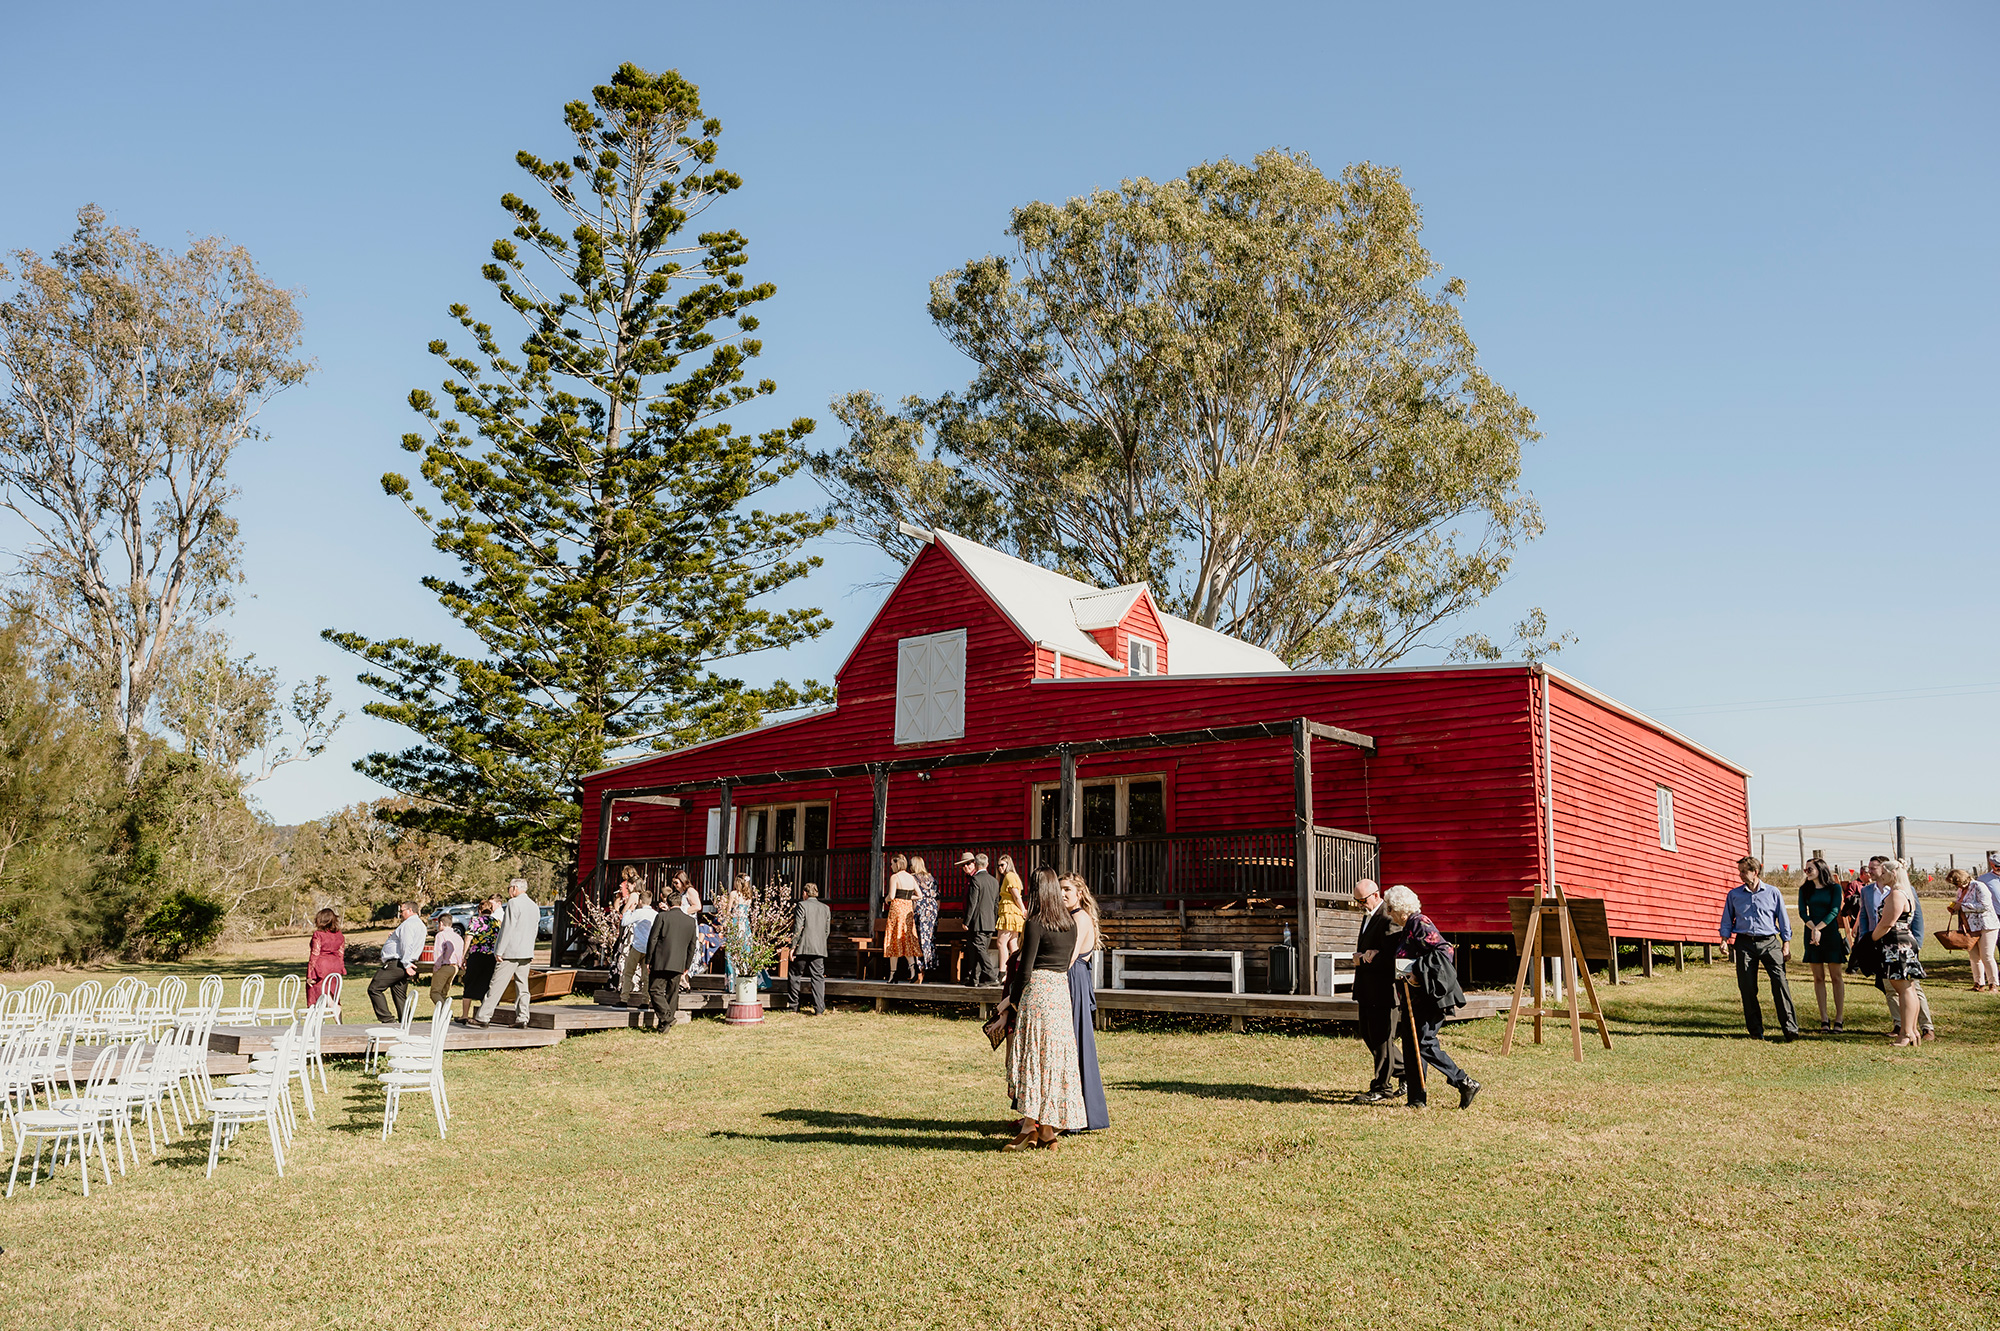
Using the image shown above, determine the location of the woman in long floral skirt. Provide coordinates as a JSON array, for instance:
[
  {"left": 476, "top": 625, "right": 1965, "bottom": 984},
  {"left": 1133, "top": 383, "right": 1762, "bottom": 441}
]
[{"left": 1001, "top": 868, "right": 1087, "bottom": 1149}]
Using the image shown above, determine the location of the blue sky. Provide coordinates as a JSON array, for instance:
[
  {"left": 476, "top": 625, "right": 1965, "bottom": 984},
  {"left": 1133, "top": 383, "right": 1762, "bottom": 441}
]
[{"left": 2, "top": 1, "right": 1993, "bottom": 830}]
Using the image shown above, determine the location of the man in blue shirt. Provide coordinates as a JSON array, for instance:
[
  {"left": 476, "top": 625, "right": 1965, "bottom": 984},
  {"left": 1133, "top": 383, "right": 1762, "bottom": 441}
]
[{"left": 1719, "top": 856, "right": 1799, "bottom": 1040}]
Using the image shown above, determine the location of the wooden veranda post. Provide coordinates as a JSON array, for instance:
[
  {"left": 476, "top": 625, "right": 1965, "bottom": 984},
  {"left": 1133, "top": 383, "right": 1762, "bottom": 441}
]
[
  {"left": 869, "top": 765, "right": 887, "bottom": 935},
  {"left": 1056, "top": 745, "right": 1076, "bottom": 873},
  {"left": 717, "top": 781, "right": 734, "bottom": 896},
  {"left": 1292, "top": 717, "right": 1313, "bottom": 994}
]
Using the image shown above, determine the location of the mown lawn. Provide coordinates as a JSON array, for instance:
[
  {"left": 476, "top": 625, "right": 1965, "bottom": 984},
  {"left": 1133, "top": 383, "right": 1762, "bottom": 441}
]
[{"left": 5, "top": 944, "right": 1997, "bottom": 1330}]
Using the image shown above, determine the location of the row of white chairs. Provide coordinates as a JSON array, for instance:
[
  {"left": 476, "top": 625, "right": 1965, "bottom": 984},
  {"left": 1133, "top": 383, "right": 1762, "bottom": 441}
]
[
  {"left": 2, "top": 972, "right": 349, "bottom": 1193},
  {"left": 2, "top": 965, "right": 452, "bottom": 1195},
  {"left": 0, "top": 974, "right": 315, "bottom": 1047}
]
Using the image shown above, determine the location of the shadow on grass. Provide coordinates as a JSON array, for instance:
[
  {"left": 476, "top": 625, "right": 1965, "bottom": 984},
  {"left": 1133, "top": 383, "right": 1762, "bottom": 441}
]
[
  {"left": 702, "top": 1107, "right": 1009, "bottom": 1152},
  {"left": 1108, "top": 1079, "right": 1345, "bottom": 1105}
]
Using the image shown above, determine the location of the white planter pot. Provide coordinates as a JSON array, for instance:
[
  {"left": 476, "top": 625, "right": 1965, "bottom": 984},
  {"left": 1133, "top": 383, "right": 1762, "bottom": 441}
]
[{"left": 733, "top": 978, "right": 759, "bottom": 1007}]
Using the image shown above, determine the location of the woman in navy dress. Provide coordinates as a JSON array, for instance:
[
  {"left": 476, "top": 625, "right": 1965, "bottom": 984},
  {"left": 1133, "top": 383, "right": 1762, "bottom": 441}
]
[{"left": 1061, "top": 873, "right": 1110, "bottom": 1132}]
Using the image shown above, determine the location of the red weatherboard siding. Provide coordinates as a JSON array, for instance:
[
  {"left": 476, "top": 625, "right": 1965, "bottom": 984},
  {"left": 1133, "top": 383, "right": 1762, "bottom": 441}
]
[
  {"left": 1546, "top": 680, "right": 1749, "bottom": 941},
  {"left": 579, "top": 541, "right": 1748, "bottom": 945}
]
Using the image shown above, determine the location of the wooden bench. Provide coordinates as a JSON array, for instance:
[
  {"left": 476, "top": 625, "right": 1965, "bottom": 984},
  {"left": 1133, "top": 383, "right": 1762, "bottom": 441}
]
[
  {"left": 842, "top": 916, "right": 974, "bottom": 981},
  {"left": 1314, "top": 951, "right": 1357, "bottom": 996},
  {"left": 1110, "top": 949, "right": 1245, "bottom": 994}
]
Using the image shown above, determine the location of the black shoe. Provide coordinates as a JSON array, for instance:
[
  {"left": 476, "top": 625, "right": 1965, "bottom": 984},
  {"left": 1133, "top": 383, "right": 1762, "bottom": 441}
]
[
  {"left": 1356, "top": 1090, "right": 1388, "bottom": 1103},
  {"left": 1780, "top": 1030, "right": 1799, "bottom": 1042},
  {"left": 1407, "top": 1099, "right": 1430, "bottom": 1110},
  {"left": 1395, "top": 1082, "right": 1409, "bottom": 1099},
  {"left": 1458, "top": 1079, "right": 1481, "bottom": 1109},
  {"left": 467, "top": 1018, "right": 490, "bottom": 1029}
]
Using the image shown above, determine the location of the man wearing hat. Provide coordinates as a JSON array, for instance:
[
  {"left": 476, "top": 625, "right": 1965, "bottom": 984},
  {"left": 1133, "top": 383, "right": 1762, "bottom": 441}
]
[{"left": 960, "top": 852, "right": 1000, "bottom": 986}]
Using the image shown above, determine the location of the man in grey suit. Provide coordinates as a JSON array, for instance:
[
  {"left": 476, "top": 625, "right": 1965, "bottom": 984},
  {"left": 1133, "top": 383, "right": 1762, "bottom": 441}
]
[
  {"left": 471, "top": 878, "right": 539, "bottom": 1029},
  {"left": 960, "top": 852, "right": 999, "bottom": 986},
  {"left": 788, "top": 883, "right": 832, "bottom": 1015}
]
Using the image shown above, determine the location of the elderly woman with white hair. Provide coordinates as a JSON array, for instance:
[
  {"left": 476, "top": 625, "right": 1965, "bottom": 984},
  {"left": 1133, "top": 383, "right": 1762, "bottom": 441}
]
[{"left": 1382, "top": 885, "right": 1482, "bottom": 1109}]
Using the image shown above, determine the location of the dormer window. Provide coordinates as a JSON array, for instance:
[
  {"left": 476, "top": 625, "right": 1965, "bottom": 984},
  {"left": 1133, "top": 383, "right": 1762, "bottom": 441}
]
[{"left": 1128, "top": 638, "right": 1157, "bottom": 676}]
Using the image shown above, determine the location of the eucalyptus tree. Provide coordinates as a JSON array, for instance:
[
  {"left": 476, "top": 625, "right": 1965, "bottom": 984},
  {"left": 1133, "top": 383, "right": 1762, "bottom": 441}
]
[
  {"left": 328, "top": 64, "right": 830, "bottom": 865},
  {"left": 0, "top": 207, "right": 310, "bottom": 783},
  {"left": 813, "top": 150, "right": 1557, "bottom": 667}
]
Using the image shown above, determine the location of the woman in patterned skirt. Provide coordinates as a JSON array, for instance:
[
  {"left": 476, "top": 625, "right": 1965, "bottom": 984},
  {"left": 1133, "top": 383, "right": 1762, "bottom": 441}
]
[
  {"left": 911, "top": 855, "right": 941, "bottom": 976},
  {"left": 1000, "top": 868, "right": 1086, "bottom": 1150},
  {"left": 1870, "top": 859, "right": 1926, "bottom": 1047},
  {"left": 882, "top": 854, "right": 922, "bottom": 982}
]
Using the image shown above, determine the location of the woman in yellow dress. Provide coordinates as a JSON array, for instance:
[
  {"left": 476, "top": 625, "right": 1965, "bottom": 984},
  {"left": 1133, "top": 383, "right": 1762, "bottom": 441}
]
[
  {"left": 994, "top": 853, "right": 1028, "bottom": 975},
  {"left": 882, "top": 853, "right": 922, "bottom": 982}
]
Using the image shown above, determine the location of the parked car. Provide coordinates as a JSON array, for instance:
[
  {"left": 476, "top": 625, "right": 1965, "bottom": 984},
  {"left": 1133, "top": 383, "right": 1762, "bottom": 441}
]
[
  {"left": 428, "top": 902, "right": 477, "bottom": 934},
  {"left": 538, "top": 904, "right": 555, "bottom": 940}
]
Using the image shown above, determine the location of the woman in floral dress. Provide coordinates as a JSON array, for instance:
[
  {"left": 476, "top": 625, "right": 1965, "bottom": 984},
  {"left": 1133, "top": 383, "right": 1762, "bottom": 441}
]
[
  {"left": 1870, "top": 859, "right": 1926, "bottom": 1047},
  {"left": 911, "top": 855, "right": 940, "bottom": 976}
]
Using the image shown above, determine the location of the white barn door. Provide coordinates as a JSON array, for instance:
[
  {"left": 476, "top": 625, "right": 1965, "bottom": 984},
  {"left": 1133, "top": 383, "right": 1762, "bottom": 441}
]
[{"left": 894, "top": 629, "right": 966, "bottom": 745}]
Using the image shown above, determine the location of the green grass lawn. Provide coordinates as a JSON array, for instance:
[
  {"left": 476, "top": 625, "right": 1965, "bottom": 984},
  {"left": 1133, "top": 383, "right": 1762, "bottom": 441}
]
[{"left": 5, "top": 946, "right": 1998, "bottom": 1330}]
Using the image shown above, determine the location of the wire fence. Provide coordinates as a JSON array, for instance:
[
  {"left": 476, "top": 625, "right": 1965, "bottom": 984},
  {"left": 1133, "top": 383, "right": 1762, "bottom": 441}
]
[{"left": 1750, "top": 818, "right": 2000, "bottom": 875}]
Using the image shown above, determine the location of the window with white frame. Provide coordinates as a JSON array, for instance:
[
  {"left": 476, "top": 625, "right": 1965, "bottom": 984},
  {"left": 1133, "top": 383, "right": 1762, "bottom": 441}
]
[
  {"left": 1656, "top": 784, "right": 1677, "bottom": 851},
  {"left": 894, "top": 629, "right": 966, "bottom": 745},
  {"left": 1128, "top": 638, "right": 1157, "bottom": 675}
]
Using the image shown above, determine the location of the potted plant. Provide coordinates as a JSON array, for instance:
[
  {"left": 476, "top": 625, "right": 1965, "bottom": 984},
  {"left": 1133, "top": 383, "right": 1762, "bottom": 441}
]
[
  {"left": 714, "top": 884, "right": 794, "bottom": 1022},
  {"left": 568, "top": 895, "right": 626, "bottom": 999}
]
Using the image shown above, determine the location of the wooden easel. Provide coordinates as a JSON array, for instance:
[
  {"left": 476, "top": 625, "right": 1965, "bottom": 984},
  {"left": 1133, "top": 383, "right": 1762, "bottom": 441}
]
[{"left": 1502, "top": 882, "right": 1612, "bottom": 1062}]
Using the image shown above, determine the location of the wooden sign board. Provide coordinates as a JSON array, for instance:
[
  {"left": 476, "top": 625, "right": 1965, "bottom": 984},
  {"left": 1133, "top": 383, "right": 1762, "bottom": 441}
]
[{"left": 1509, "top": 894, "right": 1612, "bottom": 963}]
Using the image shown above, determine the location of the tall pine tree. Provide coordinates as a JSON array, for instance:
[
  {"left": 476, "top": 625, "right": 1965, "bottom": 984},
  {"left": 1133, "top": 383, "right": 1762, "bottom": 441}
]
[{"left": 327, "top": 65, "right": 830, "bottom": 871}]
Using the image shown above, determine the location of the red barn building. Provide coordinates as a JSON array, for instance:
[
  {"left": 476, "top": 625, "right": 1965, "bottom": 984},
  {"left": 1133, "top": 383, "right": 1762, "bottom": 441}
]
[{"left": 572, "top": 530, "right": 1750, "bottom": 989}]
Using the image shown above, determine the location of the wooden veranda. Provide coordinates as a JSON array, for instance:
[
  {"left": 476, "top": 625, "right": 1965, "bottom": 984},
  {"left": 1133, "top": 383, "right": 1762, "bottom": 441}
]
[{"left": 568, "top": 717, "right": 1381, "bottom": 994}]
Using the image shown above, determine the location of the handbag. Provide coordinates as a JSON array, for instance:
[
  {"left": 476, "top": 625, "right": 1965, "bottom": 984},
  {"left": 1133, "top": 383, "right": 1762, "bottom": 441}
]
[
  {"left": 981, "top": 1008, "right": 1011, "bottom": 1050},
  {"left": 1936, "top": 928, "right": 1974, "bottom": 952}
]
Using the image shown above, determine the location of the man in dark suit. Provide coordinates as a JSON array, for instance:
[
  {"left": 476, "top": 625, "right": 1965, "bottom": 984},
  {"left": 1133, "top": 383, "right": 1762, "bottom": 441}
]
[
  {"left": 960, "top": 852, "right": 1000, "bottom": 986},
  {"left": 1348, "top": 879, "right": 1405, "bottom": 1102},
  {"left": 646, "top": 893, "right": 700, "bottom": 1033},
  {"left": 788, "top": 882, "right": 832, "bottom": 1015}
]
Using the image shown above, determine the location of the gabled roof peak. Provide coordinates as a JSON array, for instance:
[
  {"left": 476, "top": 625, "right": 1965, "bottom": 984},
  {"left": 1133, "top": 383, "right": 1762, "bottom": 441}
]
[{"left": 928, "top": 530, "right": 1286, "bottom": 676}]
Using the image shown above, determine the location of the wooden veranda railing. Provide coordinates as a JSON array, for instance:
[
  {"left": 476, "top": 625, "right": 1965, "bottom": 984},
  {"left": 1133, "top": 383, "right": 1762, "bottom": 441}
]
[{"left": 604, "top": 826, "right": 1379, "bottom": 912}]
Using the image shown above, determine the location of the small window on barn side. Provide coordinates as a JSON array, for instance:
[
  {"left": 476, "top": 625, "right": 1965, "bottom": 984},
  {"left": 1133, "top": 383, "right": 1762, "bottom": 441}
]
[
  {"left": 894, "top": 629, "right": 966, "bottom": 745},
  {"left": 1656, "top": 785, "right": 1677, "bottom": 851},
  {"left": 1128, "top": 638, "right": 1157, "bottom": 676}
]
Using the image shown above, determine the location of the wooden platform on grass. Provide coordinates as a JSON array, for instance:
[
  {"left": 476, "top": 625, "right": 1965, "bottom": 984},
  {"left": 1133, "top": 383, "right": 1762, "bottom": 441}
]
[
  {"left": 209, "top": 1022, "right": 563, "bottom": 1056},
  {"left": 744, "top": 977, "right": 1506, "bottom": 1024}
]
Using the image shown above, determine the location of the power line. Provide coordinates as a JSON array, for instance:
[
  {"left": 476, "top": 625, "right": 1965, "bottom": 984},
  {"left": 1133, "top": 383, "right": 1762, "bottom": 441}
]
[{"left": 1649, "top": 681, "right": 2000, "bottom": 719}]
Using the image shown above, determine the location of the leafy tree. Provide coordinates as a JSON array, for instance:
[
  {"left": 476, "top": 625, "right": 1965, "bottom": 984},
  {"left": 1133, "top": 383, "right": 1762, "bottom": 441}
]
[
  {"left": 326, "top": 64, "right": 830, "bottom": 869},
  {"left": 0, "top": 619, "right": 121, "bottom": 967},
  {"left": 0, "top": 207, "right": 311, "bottom": 784},
  {"left": 155, "top": 631, "right": 343, "bottom": 787},
  {"left": 812, "top": 151, "right": 1559, "bottom": 668}
]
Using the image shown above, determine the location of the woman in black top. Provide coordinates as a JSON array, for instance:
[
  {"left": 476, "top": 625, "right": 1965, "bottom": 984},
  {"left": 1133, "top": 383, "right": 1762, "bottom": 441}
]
[{"left": 999, "top": 868, "right": 1087, "bottom": 1150}]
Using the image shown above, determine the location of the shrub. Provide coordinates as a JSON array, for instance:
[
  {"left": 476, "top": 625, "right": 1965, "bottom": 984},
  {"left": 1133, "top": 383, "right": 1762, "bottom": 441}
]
[{"left": 135, "top": 889, "right": 228, "bottom": 961}]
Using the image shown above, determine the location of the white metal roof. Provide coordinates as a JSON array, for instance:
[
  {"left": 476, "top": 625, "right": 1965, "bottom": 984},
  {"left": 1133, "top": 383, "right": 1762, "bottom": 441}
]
[
  {"left": 1070, "top": 583, "right": 1150, "bottom": 630},
  {"left": 930, "top": 530, "right": 1288, "bottom": 676}
]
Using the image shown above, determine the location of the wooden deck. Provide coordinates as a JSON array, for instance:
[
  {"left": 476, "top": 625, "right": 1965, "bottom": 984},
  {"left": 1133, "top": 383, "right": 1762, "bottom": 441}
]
[
  {"left": 210, "top": 1023, "right": 564, "bottom": 1056},
  {"left": 801, "top": 979, "right": 1507, "bottom": 1024},
  {"left": 204, "top": 979, "right": 1501, "bottom": 1059}
]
